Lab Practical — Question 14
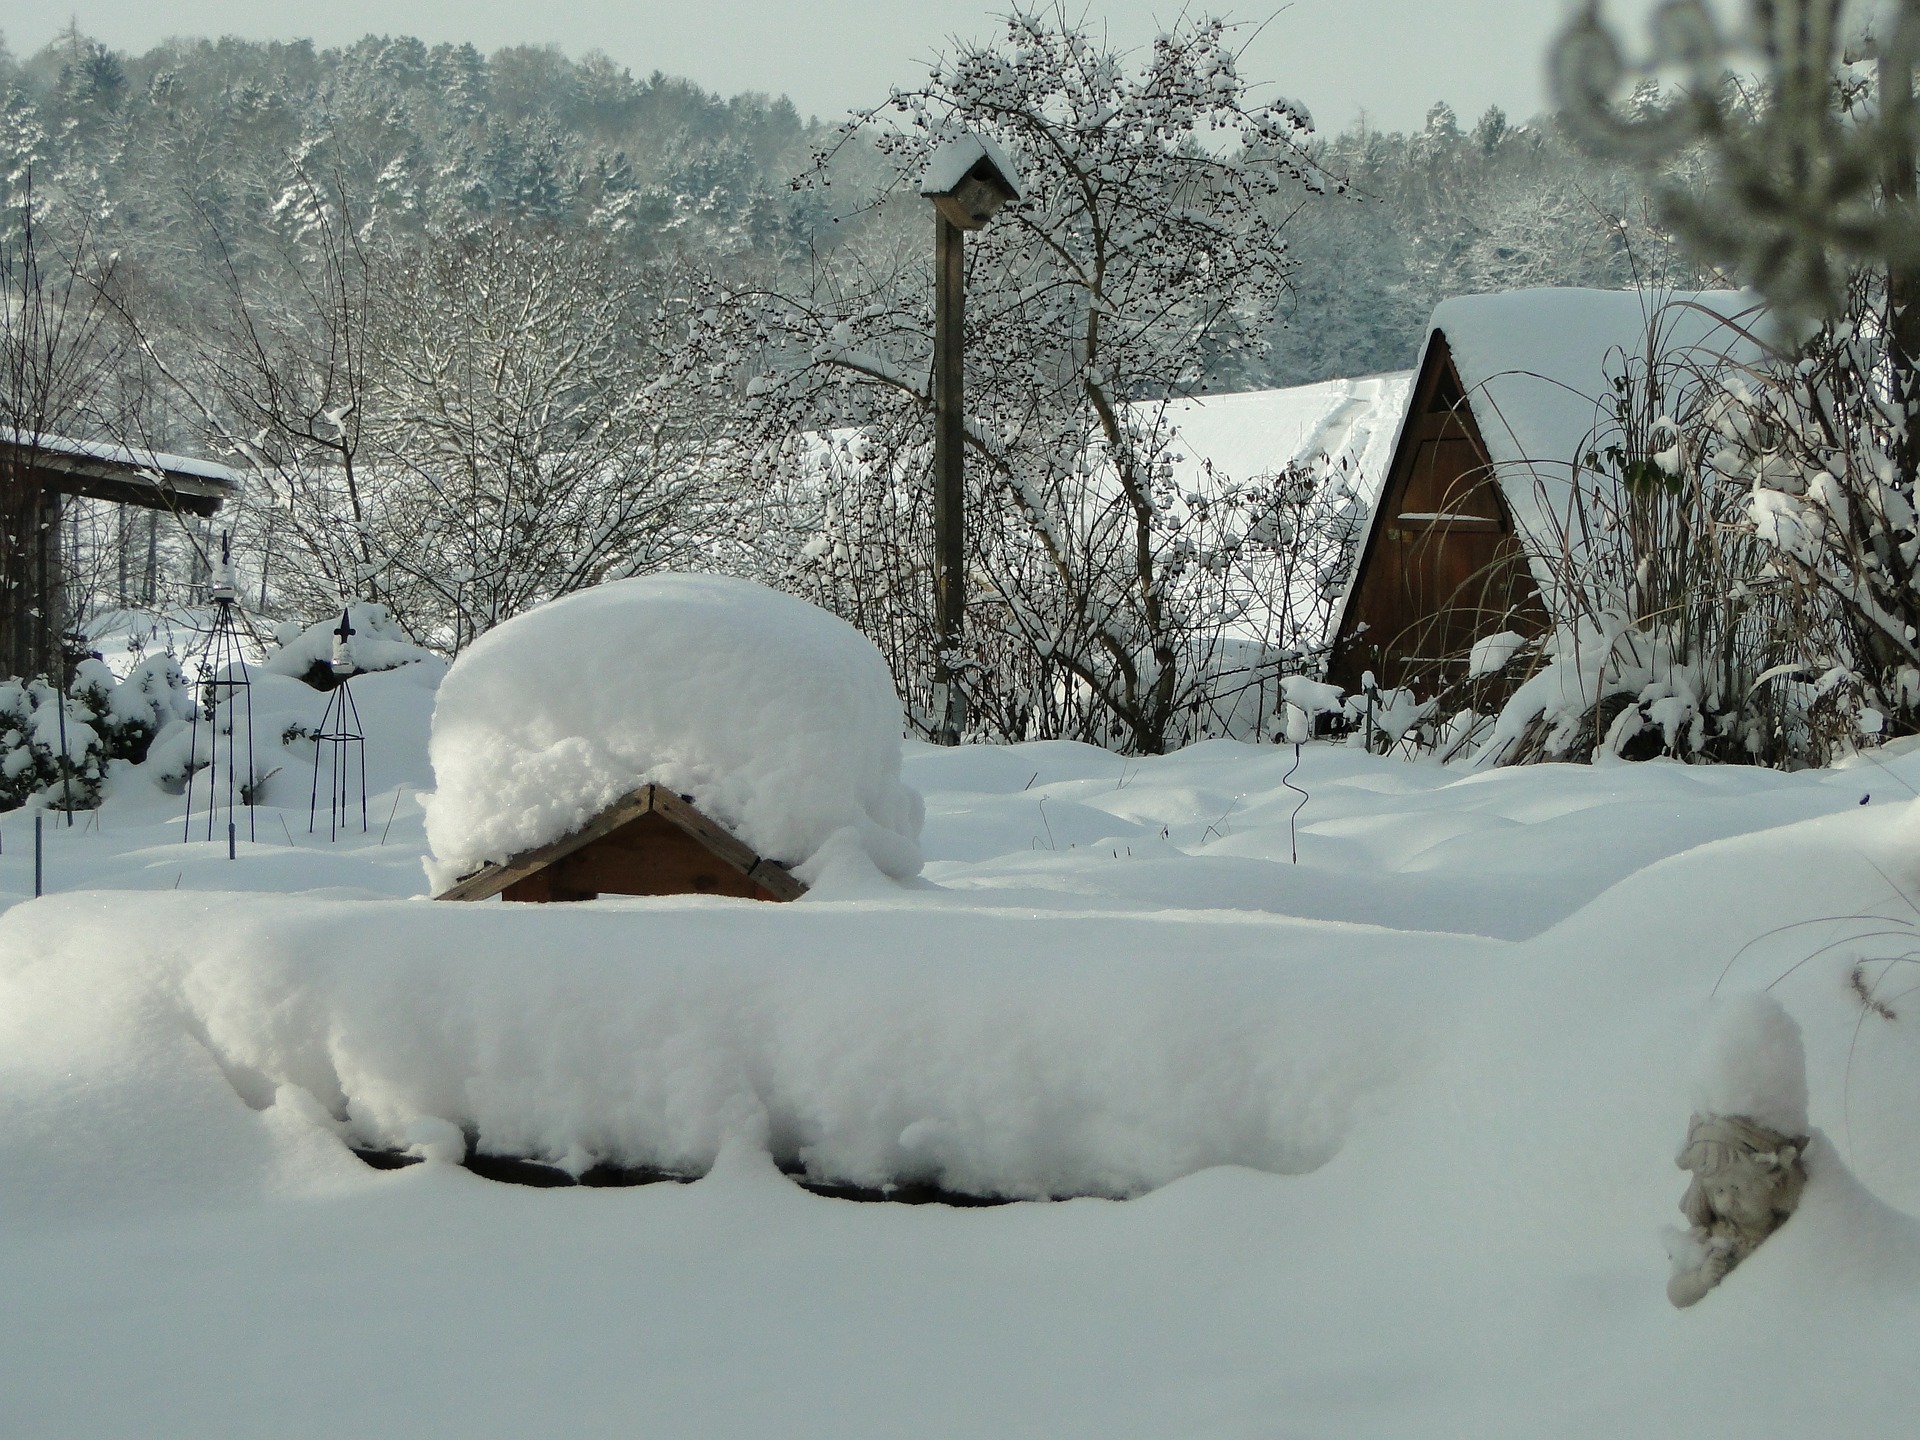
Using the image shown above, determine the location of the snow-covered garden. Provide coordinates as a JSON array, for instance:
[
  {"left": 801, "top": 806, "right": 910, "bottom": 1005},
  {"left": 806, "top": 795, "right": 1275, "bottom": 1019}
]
[
  {"left": 1, "top": 576, "right": 1917, "bottom": 1437},
  {"left": 6, "top": 3, "right": 1920, "bottom": 1435}
]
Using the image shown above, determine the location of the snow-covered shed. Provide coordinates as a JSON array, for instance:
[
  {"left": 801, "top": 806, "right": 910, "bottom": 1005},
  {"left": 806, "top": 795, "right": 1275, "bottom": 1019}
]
[
  {"left": 1325, "top": 288, "right": 1757, "bottom": 694},
  {"left": 2, "top": 429, "right": 241, "bottom": 678},
  {"left": 424, "top": 574, "right": 924, "bottom": 903}
]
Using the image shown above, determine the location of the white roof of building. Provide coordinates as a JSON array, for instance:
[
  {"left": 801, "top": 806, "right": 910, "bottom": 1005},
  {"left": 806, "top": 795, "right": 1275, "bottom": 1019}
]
[
  {"left": 1156, "top": 372, "right": 1413, "bottom": 514},
  {"left": 2, "top": 428, "right": 241, "bottom": 517},
  {"left": 2, "top": 427, "right": 242, "bottom": 486}
]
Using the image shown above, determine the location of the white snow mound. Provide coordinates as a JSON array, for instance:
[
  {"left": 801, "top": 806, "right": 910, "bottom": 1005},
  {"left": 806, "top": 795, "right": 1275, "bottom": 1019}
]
[
  {"left": 421, "top": 575, "right": 923, "bottom": 891},
  {"left": 1689, "top": 992, "right": 1811, "bottom": 1136}
]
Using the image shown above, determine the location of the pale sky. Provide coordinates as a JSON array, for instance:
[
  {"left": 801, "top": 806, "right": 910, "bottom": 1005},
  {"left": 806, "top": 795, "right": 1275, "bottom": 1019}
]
[{"left": 0, "top": 2, "right": 1660, "bottom": 136}]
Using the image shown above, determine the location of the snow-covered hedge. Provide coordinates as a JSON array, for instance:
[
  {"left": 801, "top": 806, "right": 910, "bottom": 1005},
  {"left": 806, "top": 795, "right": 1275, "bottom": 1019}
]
[{"left": 422, "top": 575, "right": 924, "bottom": 890}]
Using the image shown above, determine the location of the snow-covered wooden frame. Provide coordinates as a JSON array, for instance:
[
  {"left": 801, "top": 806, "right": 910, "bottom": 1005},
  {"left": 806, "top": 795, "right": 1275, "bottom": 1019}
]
[{"left": 435, "top": 782, "right": 806, "bottom": 903}]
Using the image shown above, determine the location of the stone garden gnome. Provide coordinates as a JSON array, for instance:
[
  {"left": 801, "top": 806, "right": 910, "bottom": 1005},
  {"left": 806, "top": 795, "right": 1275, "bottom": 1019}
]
[
  {"left": 1665, "top": 993, "right": 1812, "bottom": 1308},
  {"left": 1666, "top": 1112, "right": 1807, "bottom": 1308}
]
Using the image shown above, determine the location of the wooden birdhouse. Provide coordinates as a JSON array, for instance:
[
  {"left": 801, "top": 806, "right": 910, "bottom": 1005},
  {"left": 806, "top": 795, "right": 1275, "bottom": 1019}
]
[
  {"left": 919, "top": 134, "right": 1023, "bottom": 231},
  {"left": 435, "top": 782, "right": 806, "bottom": 904}
]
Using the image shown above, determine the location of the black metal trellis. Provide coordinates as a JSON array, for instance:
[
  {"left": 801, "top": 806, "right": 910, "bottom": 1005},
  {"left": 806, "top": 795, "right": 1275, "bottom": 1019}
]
[
  {"left": 309, "top": 607, "right": 367, "bottom": 840},
  {"left": 183, "top": 533, "right": 256, "bottom": 858}
]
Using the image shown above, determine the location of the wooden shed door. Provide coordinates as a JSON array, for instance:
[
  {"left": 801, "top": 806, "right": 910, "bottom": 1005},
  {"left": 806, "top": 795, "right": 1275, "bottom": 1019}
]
[
  {"left": 1329, "top": 337, "right": 1549, "bottom": 696},
  {"left": 1362, "top": 438, "right": 1534, "bottom": 686}
]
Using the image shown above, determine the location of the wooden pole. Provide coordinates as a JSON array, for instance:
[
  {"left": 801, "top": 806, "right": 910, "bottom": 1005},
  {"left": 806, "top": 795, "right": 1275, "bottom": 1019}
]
[
  {"left": 1883, "top": 12, "right": 1920, "bottom": 490},
  {"left": 931, "top": 211, "right": 967, "bottom": 746}
]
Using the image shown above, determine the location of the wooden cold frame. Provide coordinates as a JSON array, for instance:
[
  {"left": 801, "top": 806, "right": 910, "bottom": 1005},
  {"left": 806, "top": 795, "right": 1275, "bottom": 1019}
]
[{"left": 435, "top": 783, "right": 807, "bottom": 904}]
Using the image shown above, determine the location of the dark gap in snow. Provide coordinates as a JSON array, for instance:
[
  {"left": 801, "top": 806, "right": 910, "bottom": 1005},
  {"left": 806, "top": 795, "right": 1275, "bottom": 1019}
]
[
  {"left": 349, "top": 1146, "right": 695, "bottom": 1188},
  {"left": 346, "top": 1145, "right": 1030, "bottom": 1205},
  {"left": 351, "top": 1147, "right": 425, "bottom": 1172},
  {"left": 781, "top": 1173, "right": 1017, "bottom": 1207}
]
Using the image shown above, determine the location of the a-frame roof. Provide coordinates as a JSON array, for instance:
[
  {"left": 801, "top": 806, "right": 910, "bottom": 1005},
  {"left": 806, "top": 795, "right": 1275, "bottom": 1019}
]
[
  {"left": 1413, "top": 287, "right": 1756, "bottom": 587},
  {"left": 435, "top": 782, "right": 807, "bottom": 902}
]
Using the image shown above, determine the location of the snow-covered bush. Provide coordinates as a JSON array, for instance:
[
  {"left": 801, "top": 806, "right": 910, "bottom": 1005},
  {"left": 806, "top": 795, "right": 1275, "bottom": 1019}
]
[
  {"left": 263, "top": 603, "right": 436, "bottom": 690},
  {"left": 422, "top": 574, "right": 924, "bottom": 891},
  {"left": 0, "top": 654, "right": 193, "bottom": 811},
  {"left": 0, "top": 681, "right": 75, "bottom": 810},
  {"left": 1459, "top": 294, "right": 1829, "bottom": 768},
  {"left": 1706, "top": 273, "right": 1920, "bottom": 754},
  {"left": 1549, "top": 7, "right": 1920, "bottom": 764}
]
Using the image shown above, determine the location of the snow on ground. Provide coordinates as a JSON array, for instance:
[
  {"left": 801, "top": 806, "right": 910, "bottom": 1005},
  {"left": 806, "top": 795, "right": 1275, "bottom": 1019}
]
[{"left": 2, "top": 655, "right": 1919, "bottom": 1437}]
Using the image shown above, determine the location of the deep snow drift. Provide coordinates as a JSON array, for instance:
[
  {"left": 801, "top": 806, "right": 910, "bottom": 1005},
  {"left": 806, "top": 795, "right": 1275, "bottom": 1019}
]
[
  {"left": 420, "top": 575, "right": 924, "bottom": 891},
  {"left": 1, "top": 660, "right": 1918, "bottom": 1436}
]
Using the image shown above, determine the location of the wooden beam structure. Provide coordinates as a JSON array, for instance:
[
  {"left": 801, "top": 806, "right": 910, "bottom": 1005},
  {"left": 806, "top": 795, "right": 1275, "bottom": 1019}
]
[
  {"left": 435, "top": 783, "right": 807, "bottom": 904},
  {"left": 0, "top": 432, "right": 241, "bottom": 680},
  {"left": 1, "top": 432, "right": 239, "bottom": 518}
]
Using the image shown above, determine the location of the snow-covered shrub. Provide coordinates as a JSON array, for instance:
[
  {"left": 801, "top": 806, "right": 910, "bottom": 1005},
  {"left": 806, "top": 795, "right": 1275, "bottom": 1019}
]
[
  {"left": 1469, "top": 294, "right": 1825, "bottom": 767},
  {"left": 0, "top": 678, "right": 105, "bottom": 811},
  {"left": 1477, "top": 615, "right": 1741, "bottom": 764},
  {"left": 69, "top": 655, "right": 194, "bottom": 765},
  {"left": 421, "top": 574, "right": 925, "bottom": 891},
  {"left": 263, "top": 603, "right": 435, "bottom": 690},
  {"left": 773, "top": 426, "right": 1364, "bottom": 751},
  {"left": 1705, "top": 272, "right": 1920, "bottom": 756},
  {"left": 0, "top": 654, "right": 193, "bottom": 811},
  {"left": 1551, "top": 14, "right": 1920, "bottom": 764}
]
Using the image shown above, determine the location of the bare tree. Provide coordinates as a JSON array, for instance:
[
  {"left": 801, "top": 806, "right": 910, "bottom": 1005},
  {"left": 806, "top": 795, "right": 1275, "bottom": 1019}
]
[
  {"left": 366, "top": 227, "right": 720, "bottom": 651},
  {"left": 694, "top": 8, "right": 1337, "bottom": 752}
]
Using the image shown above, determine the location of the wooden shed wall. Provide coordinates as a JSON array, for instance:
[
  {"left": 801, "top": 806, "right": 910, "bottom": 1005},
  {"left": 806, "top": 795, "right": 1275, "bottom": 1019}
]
[{"left": 1327, "top": 333, "right": 1545, "bottom": 695}]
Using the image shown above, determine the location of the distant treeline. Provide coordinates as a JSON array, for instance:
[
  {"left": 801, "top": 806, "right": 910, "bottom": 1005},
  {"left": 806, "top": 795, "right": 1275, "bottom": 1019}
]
[{"left": 0, "top": 25, "right": 1687, "bottom": 387}]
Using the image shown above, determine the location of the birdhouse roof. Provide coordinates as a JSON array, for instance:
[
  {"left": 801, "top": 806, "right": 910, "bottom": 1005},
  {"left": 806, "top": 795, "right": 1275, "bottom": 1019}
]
[
  {"left": 919, "top": 133, "right": 1024, "bottom": 200},
  {"left": 435, "top": 782, "right": 806, "bottom": 902}
]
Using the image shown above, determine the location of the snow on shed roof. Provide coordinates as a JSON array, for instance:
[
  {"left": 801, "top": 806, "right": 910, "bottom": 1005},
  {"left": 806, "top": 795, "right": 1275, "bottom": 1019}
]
[
  {"left": 2, "top": 427, "right": 242, "bottom": 485},
  {"left": 1427, "top": 287, "right": 1761, "bottom": 562},
  {"left": 1155, "top": 372, "right": 1412, "bottom": 512},
  {"left": 1, "top": 426, "right": 242, "bottom": 515}
]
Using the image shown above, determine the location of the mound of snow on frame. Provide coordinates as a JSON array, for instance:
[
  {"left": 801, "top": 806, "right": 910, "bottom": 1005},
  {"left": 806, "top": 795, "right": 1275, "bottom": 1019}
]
[{"left": 421, "top": 575, "right": 923, "bottom": 890}]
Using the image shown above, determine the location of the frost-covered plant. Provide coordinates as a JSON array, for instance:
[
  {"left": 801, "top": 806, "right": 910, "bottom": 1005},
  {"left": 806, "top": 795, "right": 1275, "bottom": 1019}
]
[
  {"left": 768, "top": 426, "right": 1364, "bottom": 747},
  {"left": 1475, "top": 295, "right": 1823, "bottom": 766},
  {"left": 694, "top": 7, "right": 1338, "bottom": 753},
  {"left": 1552, "top": 0, "right": 1920, "bottom": 337},
  {"left": 1546, "top": 6, "right": 1920, "bottom": 763},
  {"left": 1709, "top": 271, "right": 1920, "bottom": 749},
  {"left": 0, "top": 654, "right": 191, "bottom": 810}
]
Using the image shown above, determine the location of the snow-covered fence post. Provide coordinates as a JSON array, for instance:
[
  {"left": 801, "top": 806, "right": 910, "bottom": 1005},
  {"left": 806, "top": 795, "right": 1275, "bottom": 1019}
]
[{"left": 921, "top": 135, "right": 1022, "bottom": 746}]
